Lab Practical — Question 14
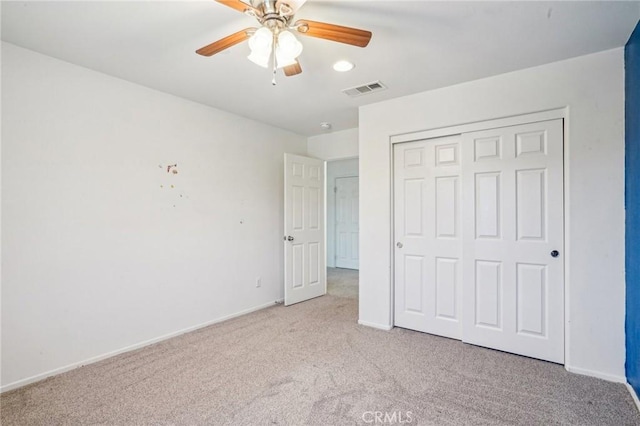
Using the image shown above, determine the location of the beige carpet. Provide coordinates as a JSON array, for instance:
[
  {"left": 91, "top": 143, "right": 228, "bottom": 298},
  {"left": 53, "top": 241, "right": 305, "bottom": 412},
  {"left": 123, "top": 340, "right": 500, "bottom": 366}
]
[
  {"left": 327, "top": 266, "right": 359, "bottom": 299},
  {"left": 2, "top": 267, "right": 639, "bottom": 425}
]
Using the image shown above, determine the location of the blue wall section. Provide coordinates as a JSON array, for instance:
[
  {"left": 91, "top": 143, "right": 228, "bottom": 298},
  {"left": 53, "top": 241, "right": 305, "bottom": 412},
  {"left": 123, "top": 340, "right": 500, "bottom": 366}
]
[{"left": 626, "top": 20, "right": 640, "bottom": 396}]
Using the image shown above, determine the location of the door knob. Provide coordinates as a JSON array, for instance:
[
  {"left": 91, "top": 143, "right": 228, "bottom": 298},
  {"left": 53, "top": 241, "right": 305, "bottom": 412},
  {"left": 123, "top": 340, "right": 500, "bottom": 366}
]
[
  {"left": 287, "top": 236, "right": 295, "bottom": 241},
  {"left": 396, "top": 242, "right": 403, "bottom": 248},
  {"left": 550, "top": 250, "right": 559, "bottom": 258}
]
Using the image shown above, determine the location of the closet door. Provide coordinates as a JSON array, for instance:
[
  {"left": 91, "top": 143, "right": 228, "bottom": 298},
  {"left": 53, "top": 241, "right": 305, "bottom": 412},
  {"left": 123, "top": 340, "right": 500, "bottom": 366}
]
[
  {"left": 461, "top": 119, "right": 564, "bottom": 363},
  {"left": 393, "top": 135, "right": 463, "bottom": 339}
]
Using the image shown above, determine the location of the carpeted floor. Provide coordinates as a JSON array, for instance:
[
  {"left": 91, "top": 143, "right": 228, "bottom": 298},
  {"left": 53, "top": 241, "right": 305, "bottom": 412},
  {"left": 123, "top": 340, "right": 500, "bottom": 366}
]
[
  {"left": 327, "top": 266, "right": 359, "bottom": 299},
  {"left": 2, "top": 267, "right": 639, "bottom": 425}
]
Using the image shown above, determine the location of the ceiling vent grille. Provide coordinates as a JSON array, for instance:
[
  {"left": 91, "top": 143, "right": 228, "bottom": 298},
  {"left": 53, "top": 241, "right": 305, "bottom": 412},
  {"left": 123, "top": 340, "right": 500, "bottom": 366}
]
[{"left": 342, "top": 81, "right": 387, "bottom": 97}]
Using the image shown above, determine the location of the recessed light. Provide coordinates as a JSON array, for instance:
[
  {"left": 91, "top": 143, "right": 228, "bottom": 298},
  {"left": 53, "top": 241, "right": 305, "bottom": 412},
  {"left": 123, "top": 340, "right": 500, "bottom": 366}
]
[
  {"left": 333, "top": 60, "right": 355, "bottom": 72},
  {"left": 320, "top": 122, "right": 332, "bottom": 130}
]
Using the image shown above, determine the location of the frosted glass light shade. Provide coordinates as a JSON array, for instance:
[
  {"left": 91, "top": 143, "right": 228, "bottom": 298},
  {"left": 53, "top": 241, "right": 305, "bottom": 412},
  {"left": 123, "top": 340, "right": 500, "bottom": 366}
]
[
  {"left": 248, "top": 27, "right": 273, "bottom": 67},
  {"left": 275, "top": 30, "right": 303, "bottom": 68},
  {"left": 276, "top": 55, "right": 297, "bottom": 68},
  {"left": 248, "top": 50, "right": 271, "bottom": 68},
  {"left": 277, "top": 31, "right": 303, "bottom": 58},
  {"left": 249, "top": 27, "right": 273, "bottom": 53}
]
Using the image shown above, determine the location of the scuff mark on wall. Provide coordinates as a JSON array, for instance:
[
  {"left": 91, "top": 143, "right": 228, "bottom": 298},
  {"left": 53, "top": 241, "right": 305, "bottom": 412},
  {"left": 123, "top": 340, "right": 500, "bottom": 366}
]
[{"left": 158, "top": 163, "right": 186, "bottom": 208}]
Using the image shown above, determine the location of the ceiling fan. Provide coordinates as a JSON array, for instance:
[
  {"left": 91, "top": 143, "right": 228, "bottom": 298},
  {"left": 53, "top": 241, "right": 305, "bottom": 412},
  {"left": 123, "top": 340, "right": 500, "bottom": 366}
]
[{"left": 196, "top": 0, "right": 372, "bottom": 84}]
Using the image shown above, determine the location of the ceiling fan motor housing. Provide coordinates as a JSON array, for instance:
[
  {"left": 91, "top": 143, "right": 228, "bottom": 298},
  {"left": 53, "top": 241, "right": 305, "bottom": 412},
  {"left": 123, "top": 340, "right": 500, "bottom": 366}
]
[{"left": 251, "top": 0, "right": 294, "bottom": 31}]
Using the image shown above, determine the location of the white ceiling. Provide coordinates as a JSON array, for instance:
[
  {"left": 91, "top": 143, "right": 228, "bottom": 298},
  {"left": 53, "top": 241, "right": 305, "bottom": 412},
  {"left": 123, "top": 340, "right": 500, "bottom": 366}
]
[{"left": 2, "top": 1, "right": 639, "bottom": 136}]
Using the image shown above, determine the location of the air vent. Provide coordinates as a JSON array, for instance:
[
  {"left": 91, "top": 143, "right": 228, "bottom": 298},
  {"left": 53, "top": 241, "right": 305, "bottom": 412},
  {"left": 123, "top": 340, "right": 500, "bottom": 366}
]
[{"left": 342, "top": 80, "right": 387, "bottom": 97}]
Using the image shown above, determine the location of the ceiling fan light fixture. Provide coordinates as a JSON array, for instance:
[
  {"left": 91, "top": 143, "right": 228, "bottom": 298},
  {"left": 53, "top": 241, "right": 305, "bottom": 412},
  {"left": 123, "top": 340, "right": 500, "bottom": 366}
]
[
  {"left": 277, "top": 31, "right": 303, "bottom": 58},
  {"left": 202, "top": 0, "right": 373, "bottom": 81},
  {"left": 276, "top": 53, "right": 297, "bottom": 68},
  {"left": 248, "top": 27, "right": 273, "bottom": 68},
  {"left": 275, "top": 31, "right": 303, "bottom": 69},
  {"left": 248, "top": 50, "right": 271, "bottom": 68},
  {"left": 248, "top": 27, "right": 273, "bottom": 53},
  {"left": 333, "top": 60, "right": 355, "bottom": 72}
]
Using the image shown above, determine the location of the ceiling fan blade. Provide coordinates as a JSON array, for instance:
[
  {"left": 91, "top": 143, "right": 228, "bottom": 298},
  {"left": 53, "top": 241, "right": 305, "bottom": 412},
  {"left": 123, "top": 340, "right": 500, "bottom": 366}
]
[
  {"left": 294, "top": 19, "right": 372, "bottom": 48},
  {"left": 216, "top": 0, "right": 261, "bottom": 15},
  {"left": 196, "top": 28, "right": 254, "bottom": 56},
  {"left": 283, "top": 61, "right": 302, "bottom": 77}
]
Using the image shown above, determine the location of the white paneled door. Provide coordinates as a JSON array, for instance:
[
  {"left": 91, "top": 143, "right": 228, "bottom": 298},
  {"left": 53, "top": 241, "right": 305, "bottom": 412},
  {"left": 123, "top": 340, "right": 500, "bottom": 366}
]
[
  {"left": 394, "top": 135, "right": 463, "bottom": 339},
  {"left": 284, "top": 154, "right": 326, "bottom": 306},
  {"left": 335, "top": 176, "right": 359, "bottom": 270},
  {"left": 393, "top": 119, "right": 564, "bottom": 364},
  {"left": 461, "top": 120, "right": 564, "bottom": 363}
]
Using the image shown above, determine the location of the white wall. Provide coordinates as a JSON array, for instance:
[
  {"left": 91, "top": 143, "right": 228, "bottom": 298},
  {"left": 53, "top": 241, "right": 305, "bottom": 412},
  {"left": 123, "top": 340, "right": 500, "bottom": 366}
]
[
  {"left": 1, "top": 43, "right": 307, "bottom": 390},
  {"left": 307, "top": 128, "right": 358, "bottom": 161},
  {"left": 359, "top": 48, "right": 626, "bottom": 381},
  {"left": 326, "top": 159, "right": 359, "bottom": 268}
]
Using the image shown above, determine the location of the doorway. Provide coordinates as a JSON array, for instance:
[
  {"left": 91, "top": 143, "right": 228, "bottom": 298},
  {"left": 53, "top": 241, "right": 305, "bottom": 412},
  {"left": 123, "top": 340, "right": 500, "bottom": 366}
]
[
  {"left": 326, "top": 158, "right": 359, "bottom": 270},
  {"left": 326, "top": 158, "right": 359, "bottom": 299}
]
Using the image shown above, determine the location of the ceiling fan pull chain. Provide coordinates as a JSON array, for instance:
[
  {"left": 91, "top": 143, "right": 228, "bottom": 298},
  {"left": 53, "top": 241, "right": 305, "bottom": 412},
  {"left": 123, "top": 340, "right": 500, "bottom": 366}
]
[{"left": 272, "top": 31, "right": 278, "bottom": 86}]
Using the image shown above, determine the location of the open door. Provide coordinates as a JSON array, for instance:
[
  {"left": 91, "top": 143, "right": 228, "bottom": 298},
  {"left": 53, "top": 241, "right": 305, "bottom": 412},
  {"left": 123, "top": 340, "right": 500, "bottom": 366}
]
[{"left": 284, "top": 153, "right": 326, "bottom": 305}]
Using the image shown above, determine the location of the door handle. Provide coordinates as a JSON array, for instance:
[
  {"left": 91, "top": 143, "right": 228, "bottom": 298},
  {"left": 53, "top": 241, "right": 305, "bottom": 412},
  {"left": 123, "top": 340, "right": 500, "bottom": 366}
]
[
  {"left": 287, "top": 236, "right": 294, "bottom": 241},
  {"left": 550, "top": 250, "right": 559, "bottom": 258},
  {"left": 396, "top": 242, "right": 403, "bottom": 248}
]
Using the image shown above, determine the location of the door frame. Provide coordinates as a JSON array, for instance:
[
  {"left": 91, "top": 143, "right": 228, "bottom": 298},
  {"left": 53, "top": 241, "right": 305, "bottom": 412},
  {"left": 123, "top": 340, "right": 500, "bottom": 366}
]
[{"left": 389, "top": 108, "right": 570, "bottom": 365}]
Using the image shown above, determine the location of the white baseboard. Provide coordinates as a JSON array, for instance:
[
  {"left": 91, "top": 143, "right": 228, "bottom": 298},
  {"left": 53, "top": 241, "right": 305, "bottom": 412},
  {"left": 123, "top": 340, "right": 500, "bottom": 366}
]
[
  {"left": 358, "top": 320, "right": 393, "bottom": 331},
  {"left": 565, "top": 365, "right": 627, "bottom": 383},
  {"left": 628, "top": 383, "right": 640, "bottom": 413},
  {"left": 1, "top": 299, "right": 282, "bottom": 393}
]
